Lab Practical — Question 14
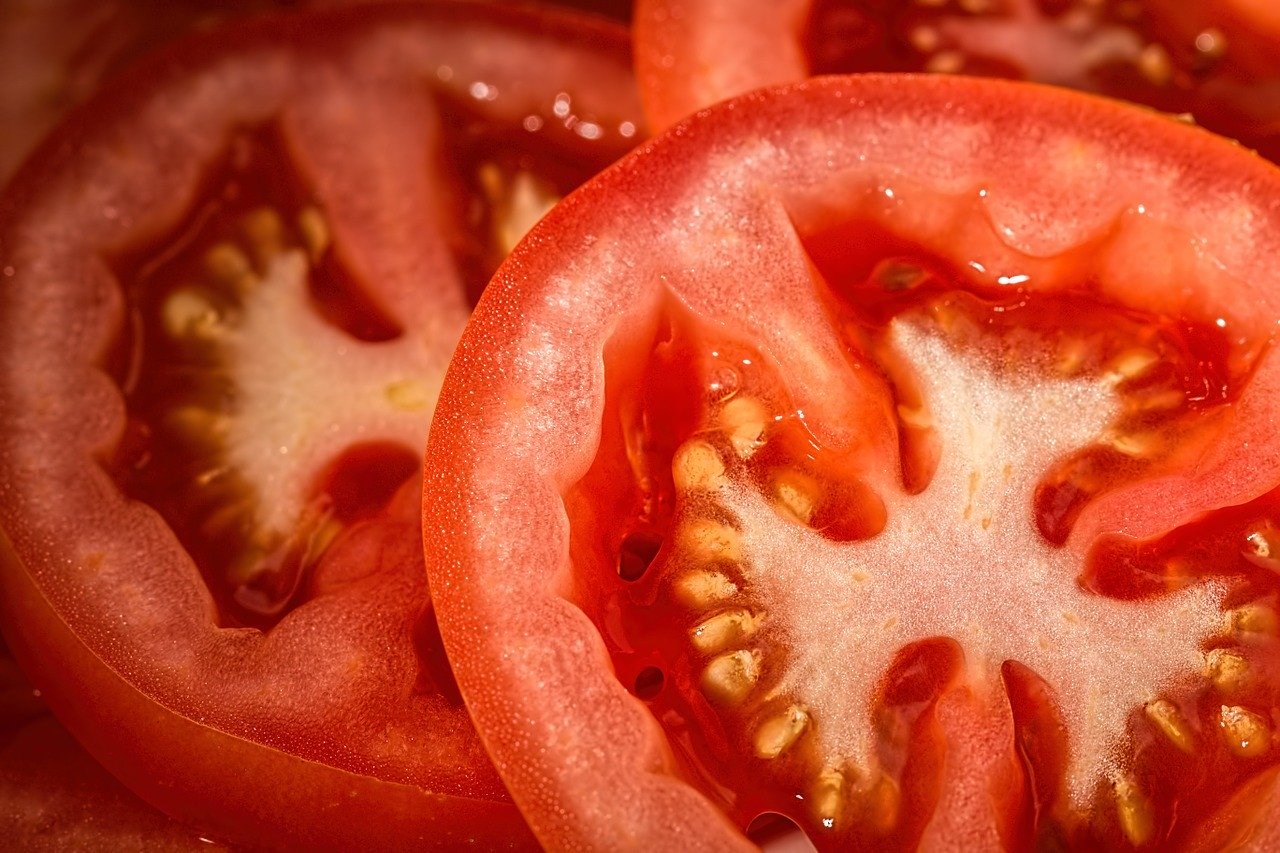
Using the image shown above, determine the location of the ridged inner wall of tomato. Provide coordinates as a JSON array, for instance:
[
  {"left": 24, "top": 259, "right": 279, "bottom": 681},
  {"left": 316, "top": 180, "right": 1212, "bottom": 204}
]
[
  {"left": 106, "top": 102, "right": 619, "bottom": 629},
  {"left": 803, "top": 0, "right": 1279, "bottom": 161},
  {"left": 563, "top": 222, "right": 1280, "bottom": 849}
]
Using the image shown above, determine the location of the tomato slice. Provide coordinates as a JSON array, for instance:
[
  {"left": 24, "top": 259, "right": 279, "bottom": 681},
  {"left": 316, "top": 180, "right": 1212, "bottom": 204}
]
[
  {"left": 0, "top": 643, "right": 221, "bottom": 848},
  {"left": 0, "top": 2, "right": 640, "bottom": 848},
  {"left": 422, "top": 76, "right": 1280, "bottom": 849},
  {"left": 634, "top": 0, "right": 1280, "bottom": 161}
]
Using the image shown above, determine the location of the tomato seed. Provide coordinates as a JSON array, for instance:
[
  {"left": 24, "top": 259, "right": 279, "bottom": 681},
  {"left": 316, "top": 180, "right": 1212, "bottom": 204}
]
[
  {"left": 719, "top": 396, "right": 769, "bottom": 459},
  {"left": 1144, "top": 699, "right": 1194, "bottom": 753},
  {"left": 702, "top": 649, "right": 761, "bottom": 705},
  {"left": 672, "top": 569, "right": 739, "bottom": 607},
  {"left": 672, "top": 439, "right": 726, "bottom": 493},
  {"left": 1204, "top": 648, "right": 1251, "bottom": 693},
  {"left": 1218, "top": 705, "right": 1272, "bottom": 758},
  {"left": 754, "top": 704, "right": 810, "bottom": 760},
  {"left": 690, "top": 608, "right": 763, "bottom": 654},
  {"left": 1113, "top": 777, "right": 1154, "bottom": 847}
]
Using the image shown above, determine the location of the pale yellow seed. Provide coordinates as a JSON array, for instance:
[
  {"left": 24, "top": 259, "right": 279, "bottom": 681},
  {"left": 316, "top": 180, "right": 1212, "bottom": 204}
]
[
  {"left": 1138, "top": 43, "right": 1173, "bottom": 86},
  {"left": 1114, "top": 777, "right": 1154, "bottom": 847},
  {"left": 1219, "top": 705, "right": 1273, "bottom": 758},
  {"left": 162, "top": 289, "right": 223, "bottom": 339},
  {"left": 385, "top": 379, "right": 431, "bottom": 411},
  {"left": 690, "top": 608, "right": 763, "bottom": 654},
  {"left": 1128, "top": 389, "right": 1185, "bottom": 414},
  {"left": 203, "top": 242, "right": 255, "bottom": 289},
  {"left": 811, "top": 765, "right": 847, "bottom": 828},
  {"left": 673, "top": 569, "right": 738, "bottom": 607},
  {"left": 1056, "top": 338, "right": 1090, "bottom": 376},
  {"left": 1144, "top": 699, "right": 1194, "bottom": 753},
  {"left": 496, "top": 171, "right": 559, "bottom": 256},
  {"left": 679, "top": 518, "right": 743, "bottom": 563},
  {"left": 1230, "top": 604, "right": 1279, "bottom": 637},
  {"left": 701, "top": 650, "right": 760, "bottom": 705},
  {"left": 1204, "top": 648, "right": 1250, "bottom": 693},
  {"left": 1101, "top": 430, "right": 1160, "bottom": 459},
  {"left": 772, "top": 469, "right": 819, "bottom": 525},
  {"left": 163, "top": 405, "right": 229, "bottom": 446},
  {"left": 297, "top": 206, "right": 331, "bottom": 260},
  {"left": 925, "top": 50, "right": 965, "bottom": 75},
  {"left": 672, "top": 440, "right": 726, "bottom": 492},
  {"left": 754, "top": 704, "right": 810, "bottom": 759},
  {"left": 719, "top": 396, "right": 769, "bottom": 459},
  {"left": 1108, "top": 348, "right": 1160, "bottom": 382},
  {"left": 241, "top": 207, "right": 285, "bottom": 255},
  {"left": 908, "top": 26, "right": 940, "bottom": 54}
]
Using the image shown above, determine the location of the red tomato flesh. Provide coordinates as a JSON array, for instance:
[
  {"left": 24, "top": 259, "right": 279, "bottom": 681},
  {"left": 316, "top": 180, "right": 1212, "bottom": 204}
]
[
  {"left": 423, "top": 75, "right": 1280, "bottom": 850},
  {"left": 0, "top": 2, "right": 641, "bottom": 848}
]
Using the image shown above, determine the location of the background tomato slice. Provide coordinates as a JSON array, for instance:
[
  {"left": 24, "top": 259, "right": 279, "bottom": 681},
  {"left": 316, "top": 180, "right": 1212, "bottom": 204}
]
[
  {"left": 422, "top": 75, "right": 1280, "bottom": 849},
  {"left": 0, "top": 3, "right": 641, "bottom": 848},
  {"left": 634, "top": 0, "right": 1280, "bottom": 161}
]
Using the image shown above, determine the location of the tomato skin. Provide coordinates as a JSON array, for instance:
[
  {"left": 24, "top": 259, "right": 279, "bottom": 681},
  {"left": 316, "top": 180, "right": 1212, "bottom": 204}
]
[
  {"left": 0, "top": 2, "right": 640, "bottom": 848},
  {"left": 422, "top": 75, "right": 1280, "bottom": 849}
]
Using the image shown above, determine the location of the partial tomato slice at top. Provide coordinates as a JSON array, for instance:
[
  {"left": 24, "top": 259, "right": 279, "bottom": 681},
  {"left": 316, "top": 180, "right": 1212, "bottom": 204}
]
[
  {"left": 423, "top": 76, "right": 1280, "bottom": 850},
  {"left": 0, "top": 2, "right": 641, "bottom": 849},
  {"left": 634, "top": 0, "right": 1280, "bottom": 161}
]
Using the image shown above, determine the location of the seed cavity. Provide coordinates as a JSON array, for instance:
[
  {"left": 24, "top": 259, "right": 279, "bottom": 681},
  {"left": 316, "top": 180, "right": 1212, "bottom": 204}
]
[
  {"left": 1204, "top": 648, "right": 1250, "bottom": 693},
  {"left": 1144, "top": 699, "right": 1194, "bottom": 753},
  {"left": 702, "top": 649, "right": 761, "bottom": 705},
  {"left": 754, "top": 704, "right": 810, "bottom": 759},
  {"left": 632, "top": 666, "right": 665, "bottom": 700},
  {"left": 673, "top": 439, "right": 727, "bottom": 493},
  {"left": 1113, "top": 776, "right": 1154, "bottom": 847},
  {"left": 690, "top": 608, "right": 763, "bottom": 654},
  {"left": 618, "top": 531, "right": 664, "bottom": 583},
  {"left": 1218, "top": 705, "right": 1273, "bottom": 758}
]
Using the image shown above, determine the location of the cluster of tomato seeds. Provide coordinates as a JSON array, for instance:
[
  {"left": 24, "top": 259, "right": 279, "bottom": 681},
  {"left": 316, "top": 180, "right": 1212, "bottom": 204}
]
[
  {"left": 584, "top": 241, "right": 1280, "bottom": 848},
  {"left": 105, "top": 120, "right": 595, "bottom": 627},
  {"left": 804, "top": 0, "right": 1279, "bottom": 161}
]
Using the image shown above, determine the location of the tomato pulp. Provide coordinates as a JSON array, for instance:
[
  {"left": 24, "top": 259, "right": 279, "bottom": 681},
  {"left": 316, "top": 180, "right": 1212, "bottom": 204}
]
[
  {"left": 0, "top": 2, "right": 641, "bottom": 848},
  {"left": 423, "top": 75, "right": 1280, "bottom": 850}
]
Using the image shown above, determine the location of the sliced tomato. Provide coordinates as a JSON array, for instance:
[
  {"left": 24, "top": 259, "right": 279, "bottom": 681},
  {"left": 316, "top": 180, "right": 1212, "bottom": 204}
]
[
  {"left": 633, "top": 0, "right": 1280, "bottom": 161},
  {"left": 0, "top": 643, "right": 222, "bottom": 849},
  {"left": 0, "top": 2, "right": 641, "bottom": 848},
  {"left": 423, "top": 75, "right": 1280, "bottom": 849}
]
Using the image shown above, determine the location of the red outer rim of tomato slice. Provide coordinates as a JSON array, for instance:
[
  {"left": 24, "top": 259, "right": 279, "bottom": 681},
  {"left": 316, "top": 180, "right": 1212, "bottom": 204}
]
[
  {"left": 0, "top": 2, "right": 639, "bottom": 848},
  {"left": 422, "top": 74, "right": 1280, "bottom": 849}
]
